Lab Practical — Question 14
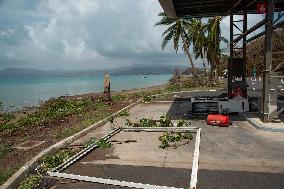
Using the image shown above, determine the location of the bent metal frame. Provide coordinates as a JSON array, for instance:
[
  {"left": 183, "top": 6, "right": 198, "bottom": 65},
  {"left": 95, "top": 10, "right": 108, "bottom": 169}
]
[{"left": 47, "top": 127, "right": 202, "bottom": 189}]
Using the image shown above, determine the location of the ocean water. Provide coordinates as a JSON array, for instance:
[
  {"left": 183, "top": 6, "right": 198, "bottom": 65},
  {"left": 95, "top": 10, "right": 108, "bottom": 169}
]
[{"left": 0, "top": 74, "right": 172, "bottom": 110}]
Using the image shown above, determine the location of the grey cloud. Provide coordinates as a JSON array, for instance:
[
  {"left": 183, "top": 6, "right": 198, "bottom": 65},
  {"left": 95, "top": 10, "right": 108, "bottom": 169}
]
[{"left": 0, "top": 0, "right": 209, "bottom": 70}]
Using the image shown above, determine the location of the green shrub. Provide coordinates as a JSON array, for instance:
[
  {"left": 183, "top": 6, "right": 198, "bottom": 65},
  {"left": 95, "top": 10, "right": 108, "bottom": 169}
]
[
  {"left": 0, "top": 123, "right": 19, "bottom": 132},
  {"left": 83, "top": 137, "right": 97, "bottom": 148},
  {"left": 18, "top": 114, "right": 42, "bottom": 126},
  {"left": 159, "top": 115, "right": 172, "bottom": 127},
  {"left": 125, "top": 118, "right": 157, "bottom": 127},
  {"left": 83, "top": 137, "right": 112, "bottom": 149},
  {"left": 125, "top": 115, "right": 174, "bottom": 128},
  {"left": 19, "top": 176, "right": 42, "bottom": 189},
  {"left": 38, "top": 149, "right": 75, "bottom": 173},
  {"left": 159, "top": 131, "right": 193, "bottom": 149},
  {"left": 142, "top": 95, "right": 154, "bottom": 102},
  {"left": 177, "top": 119, "right": 191, "bottom": 127},
  {"left": 96, "top": 139, "right": 112, "bottom": 149},
  {"left": 118, "top": 110, "right": 130, "bottom": 117},
  {"left": 0, "top": 113, "right": 16, "bottom": 123}
]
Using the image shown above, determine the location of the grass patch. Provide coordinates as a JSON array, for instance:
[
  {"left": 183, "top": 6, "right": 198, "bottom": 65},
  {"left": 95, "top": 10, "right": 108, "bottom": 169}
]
[
  {"left": 0, "top": 123, "right": 19, "bottom": 132},
  {"left": 0, "top": 142, "right": 14, "bottom": 160},
  {"left": 0, "top": 97, "right": 111, "bottom": 133},
  {"left": 55, "top": 127, "right": 82, "bottom": 139},
  {"left": 111, "top": 94, "right": 127, "bottom": 103},
  {"left": 0, "top": 167, "right": 18, "bottom": 186}
]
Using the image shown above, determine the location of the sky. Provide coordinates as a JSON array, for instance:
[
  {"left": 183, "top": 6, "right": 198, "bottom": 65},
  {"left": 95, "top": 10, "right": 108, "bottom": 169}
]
[{"left": 0, "top": 0, "right": 264, "bottom": 71}]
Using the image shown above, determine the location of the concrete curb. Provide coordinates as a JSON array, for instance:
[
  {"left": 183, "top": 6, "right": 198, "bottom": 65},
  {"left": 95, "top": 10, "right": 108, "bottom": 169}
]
[
  {"left": 1, "top": 100, "right": 141, "bottom": 189},
  {"left": 240, "top": 113, "right": 284, "bottom": 133}
]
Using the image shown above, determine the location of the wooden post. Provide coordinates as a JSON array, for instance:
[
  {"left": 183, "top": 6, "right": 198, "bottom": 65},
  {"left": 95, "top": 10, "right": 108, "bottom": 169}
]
[{"left": 104, "top": 74, "right": 111, "bottom": 101}]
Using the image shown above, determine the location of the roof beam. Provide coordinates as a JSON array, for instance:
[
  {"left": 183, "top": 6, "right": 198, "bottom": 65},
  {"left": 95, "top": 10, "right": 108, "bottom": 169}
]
[
  {"left": 158, "top": 0, "right": 176, "bottom": 18},
  {"left": 246, "top": 19, "right": 284, "bottom": 43}
]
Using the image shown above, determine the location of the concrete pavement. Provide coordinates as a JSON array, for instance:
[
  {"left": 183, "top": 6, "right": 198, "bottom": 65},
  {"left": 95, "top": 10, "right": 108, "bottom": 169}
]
[{"left": 48, "top": 99, "right": 284, "bottom": 189}]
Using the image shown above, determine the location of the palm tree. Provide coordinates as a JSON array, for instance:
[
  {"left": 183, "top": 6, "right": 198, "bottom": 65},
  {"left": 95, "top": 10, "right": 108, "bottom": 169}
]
[
  {"left": 188, "top": 19, "right": 208, "bottom": 75},
  {"left": 205, "top": 16, "right": 228, "bottom": 82},
  {"left": 154, "top": 12, "right": 196, "bottom": 76}
]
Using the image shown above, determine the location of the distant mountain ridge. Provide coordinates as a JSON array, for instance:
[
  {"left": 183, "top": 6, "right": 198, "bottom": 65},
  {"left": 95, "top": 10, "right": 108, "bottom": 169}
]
[{"left": 0, "top": 64, "right": 188, "bottom": 77}]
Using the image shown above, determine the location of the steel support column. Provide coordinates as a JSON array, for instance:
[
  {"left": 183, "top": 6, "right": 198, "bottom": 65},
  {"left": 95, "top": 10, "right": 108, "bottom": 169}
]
[
  {"left": 228, "top": 11, "right": 234, "bottom": 97},
  {"left": 243, "top": 10, "right": 247, "bottom": 97},
  {"left": 262, "top": 0, "right": 274, "bottom": 123},
  {"left": 228, "top": 10, "right": 248, "bottom": 97}
]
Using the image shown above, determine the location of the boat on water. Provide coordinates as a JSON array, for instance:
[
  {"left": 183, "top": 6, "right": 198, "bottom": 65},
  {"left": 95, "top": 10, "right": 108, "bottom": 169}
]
[{"left": 141, "top": 74, "right": 147, "bottom": 79}]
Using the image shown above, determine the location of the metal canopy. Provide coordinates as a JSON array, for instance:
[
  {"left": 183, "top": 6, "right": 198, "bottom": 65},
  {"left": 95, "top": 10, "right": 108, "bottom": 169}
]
[{"left": 159, "top": 0, "right": 284, "bottom": 18}]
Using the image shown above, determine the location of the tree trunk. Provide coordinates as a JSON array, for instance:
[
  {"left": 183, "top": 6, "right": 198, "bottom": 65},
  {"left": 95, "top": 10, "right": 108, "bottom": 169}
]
[
  {"left": 209, "top": 69, "right": 214, "bottom": 86},
  {"left": 202, "top": 52, "right": 207, "bottom": 76},
  {"left": 181, "top": 31, "right": 196, "bottom": 76}
]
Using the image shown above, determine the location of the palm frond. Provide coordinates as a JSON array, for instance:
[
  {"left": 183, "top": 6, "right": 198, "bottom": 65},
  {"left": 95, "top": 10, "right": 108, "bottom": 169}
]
[
  {"left": 173, "top": 22, "right": 181, "bottom": 53},
  {"left": 161, "top": 24, "right": 176, "bottom": 37},
  {"left": 161, "top": 29, "right": 174, "bottom": 50}
]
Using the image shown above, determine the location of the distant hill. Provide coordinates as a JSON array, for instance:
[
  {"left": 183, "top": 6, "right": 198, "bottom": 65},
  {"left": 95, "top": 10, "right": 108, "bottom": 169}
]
[
  {"left": 0, "top": 64, "right": 188, "bottom": 78},
  {"left": 110, "top": 64, "right": 187, "bottom": 75},
  {"left": 0, "top": 68, "right": 49, "bottom": 77}
]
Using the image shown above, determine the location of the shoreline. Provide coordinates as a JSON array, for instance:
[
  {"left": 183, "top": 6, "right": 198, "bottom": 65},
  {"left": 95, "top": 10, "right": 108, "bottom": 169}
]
[
  {"left": 13, "top": 82, "right": 169, "bottom": 113},
  {"left": 0, "top": 74, "right": 172, "bottom": 112}
]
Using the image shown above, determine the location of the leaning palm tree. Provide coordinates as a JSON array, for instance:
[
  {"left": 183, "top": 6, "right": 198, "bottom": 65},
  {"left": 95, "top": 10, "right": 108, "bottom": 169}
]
[
  {"left": 154, "top": 12, "right": 196, "bottom": 76},
  {"left": 205, "top": 16, "right": 228, "bottom": 82},
  {"left": 188, "top": 19, "right": 208, "bottom": 75}
]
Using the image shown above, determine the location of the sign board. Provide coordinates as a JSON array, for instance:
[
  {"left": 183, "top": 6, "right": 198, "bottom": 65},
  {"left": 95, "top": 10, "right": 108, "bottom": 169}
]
[{"left": 257, "top": 2, "right": 268, "bottom": 13}]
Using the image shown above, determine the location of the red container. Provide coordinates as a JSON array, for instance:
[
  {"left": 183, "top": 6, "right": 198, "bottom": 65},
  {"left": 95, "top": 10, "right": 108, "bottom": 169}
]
[{"left": 207, "top": 114, "right": 230, "bottom": 127}]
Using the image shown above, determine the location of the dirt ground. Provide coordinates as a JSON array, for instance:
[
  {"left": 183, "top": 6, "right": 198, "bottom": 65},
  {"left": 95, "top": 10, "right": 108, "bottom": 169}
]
[
  {"left": 0, "top": 83, "right": 171, "bottom": 185},
  {"left": 0, "top": 94, "right": 136, "bottom": 184}
]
